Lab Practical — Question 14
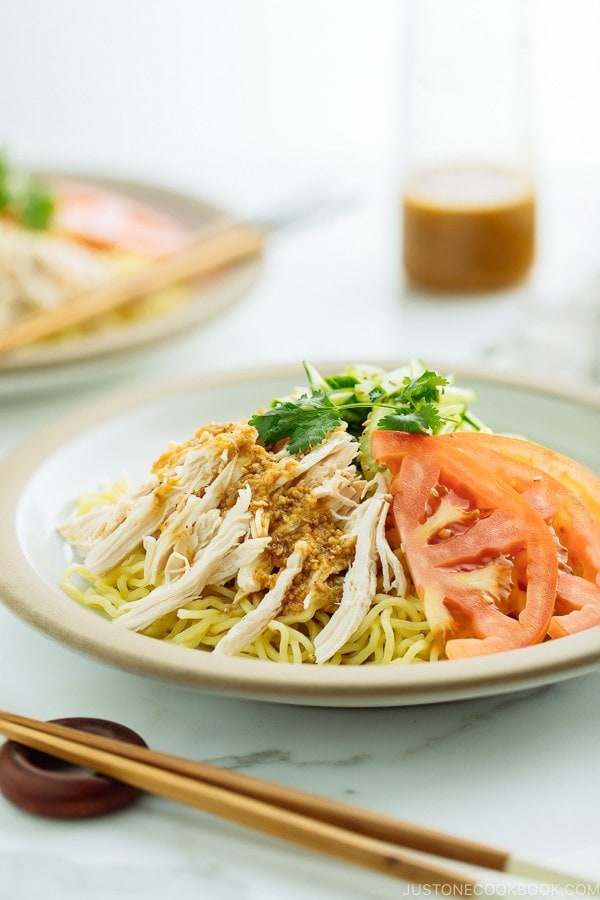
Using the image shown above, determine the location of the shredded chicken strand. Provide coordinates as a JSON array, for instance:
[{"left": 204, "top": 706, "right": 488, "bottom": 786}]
[
  {"left": 115, "top": 486, "right": 253, "bottom": 631},
  {"left": 313, "top": 493, "right": 391, "bottom": 664},
  {"left": 214, "top": 542, "right": 308, "bottom": 656},
  {"left": 60, "top": 422, "right": 407, "bottom": 659},
  {"left": 0, "top": 221, "right": 110, "bottom": 327}
]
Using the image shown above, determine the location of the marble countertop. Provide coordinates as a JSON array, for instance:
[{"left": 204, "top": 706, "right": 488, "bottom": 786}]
[
  {"left": 2, "top": 611, "right": 600, "bottom": 899},
  {"left": 1, "top": 190, "right": 600, "bottom": 899}
]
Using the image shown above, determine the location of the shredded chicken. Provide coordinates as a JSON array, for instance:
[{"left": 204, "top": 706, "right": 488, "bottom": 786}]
[
  {"left": 116, "top": 486, "right": 258, "bottom": 631},
  {"left": 59, "top": 421, "right": 409, "bottom": 661},
  {"left": 0, "top": 221, "right": 110, "bottom": 327},
  {"left": 313, "top": 493, "right": 390, "bottom": 664},
  {"left": 214, "top": 541, "right": 309, "bottom": 656}
]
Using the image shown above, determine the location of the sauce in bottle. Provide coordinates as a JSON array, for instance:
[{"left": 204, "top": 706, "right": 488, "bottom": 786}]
[{"left": 403, "top": 165, "right": 535, "bottom": 292}]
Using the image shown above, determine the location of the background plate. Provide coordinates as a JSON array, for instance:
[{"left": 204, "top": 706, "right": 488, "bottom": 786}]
[
  {"left": 0, "top": 171, "right": 261, "bottom": 389},
  {"left": 0, "top": 361, "right": 599, "bottom": 707}
]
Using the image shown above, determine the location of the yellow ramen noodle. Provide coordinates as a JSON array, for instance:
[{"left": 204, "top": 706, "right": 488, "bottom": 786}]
[
  {"left": 60, "top": 440, "right": 442, "bottom": 666},
  {"left": 62, "top": 544, "right": 440, "bottom": 666}
]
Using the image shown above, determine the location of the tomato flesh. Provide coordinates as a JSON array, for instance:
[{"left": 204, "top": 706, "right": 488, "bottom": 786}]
[
  {"left": 437, "top": 432, "right": 600, "bottom": 521},
  {"left": 54, "top": 183, "right": 190, "bottom": 256},
  {"left": 372, "top": 432, "right": 558, "bottom": 659},
  {"left": 436, "top": 433, "right": 600, "bottom": 637},
  {"left": 551, "top": 574, "right": 600, "bottom": 638}
]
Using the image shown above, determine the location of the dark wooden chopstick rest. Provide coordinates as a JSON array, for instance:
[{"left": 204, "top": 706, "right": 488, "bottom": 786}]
[{"left": 0, "top": 717, "right": 147, "bottom": 818}]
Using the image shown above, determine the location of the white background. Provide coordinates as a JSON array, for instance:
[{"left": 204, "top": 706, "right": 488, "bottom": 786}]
[{"left": 2, "top": 0, "right": 600, "bottom": 291}]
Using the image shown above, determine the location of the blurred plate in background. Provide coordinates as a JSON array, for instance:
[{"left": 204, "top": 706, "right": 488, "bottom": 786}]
[{"left": 0, "top": 171, "right": 262, "bottom": 393}]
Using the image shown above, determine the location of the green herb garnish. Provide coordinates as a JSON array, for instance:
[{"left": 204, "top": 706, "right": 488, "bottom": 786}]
[
  {"left": 250, "top": 391, "right": 341, "bottom": 455},
  {"left": 0, "top": 151, "right": 55, "bottom": 231},
  {"left": 377, "top": 405, "right": 443, "bottom": 434},
  {"left": 249, "top": 362, "right": 453, "bottom": 456},
  {"left": 18, "top": 180, "right": 55, "bottom": 230}
]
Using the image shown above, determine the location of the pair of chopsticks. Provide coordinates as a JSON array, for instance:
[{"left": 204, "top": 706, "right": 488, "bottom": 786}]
[
  {"left": 0, "top": 218, "right": 265, "bottom": 356},
  {"left": 0, "top": 711, "right": 593, "bottom": 893}
]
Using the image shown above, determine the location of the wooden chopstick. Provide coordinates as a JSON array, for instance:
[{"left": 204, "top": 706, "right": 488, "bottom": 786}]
[
  {"left": 0, "top": 710, "right": 499, "bottom": 871},
  {"left": 0, "top": 712, "right": 592, "bottom": 892},
  {"left": 0, "top": 713, "right": 474, "bottom": 890},
  {"left": 0, "top": 220, "right": 265, "bottom": 355}
]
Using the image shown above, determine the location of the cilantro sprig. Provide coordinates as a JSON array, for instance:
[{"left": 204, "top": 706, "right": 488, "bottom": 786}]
[
  {"left": 0, "top": 151, "right": 55, "bottom": 231},
  {"left": 250, "top": 391, "right": 341, "bottom": 455},
  {"left": 249, "top": 363, "right": 450, "bottom": 455}
]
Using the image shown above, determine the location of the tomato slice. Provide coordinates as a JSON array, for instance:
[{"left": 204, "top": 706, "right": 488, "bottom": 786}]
[
  {"left": 435, "top": 432, "right": 600, "bottom": 637},
  {"left": 53, "top": 183, "right": 191, "bottom": 256},
  {"left": 552, "top": 574, "right": 600, "bottom": 638},
  {"left": 371, "top": 432, "right": 558, "bottom": 659},
  {"left": 437, "top": 432, "right": 600, "bottom": 521}
]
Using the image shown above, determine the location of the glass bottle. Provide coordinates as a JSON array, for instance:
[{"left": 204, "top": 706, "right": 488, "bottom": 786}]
[{"left": 401, "top": 0, "right": 535, "bottom": 293}]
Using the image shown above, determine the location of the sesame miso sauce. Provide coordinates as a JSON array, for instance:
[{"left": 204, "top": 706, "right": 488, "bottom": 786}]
[{"left": 403, "top": 165, "right": 535, "bottom": 292}]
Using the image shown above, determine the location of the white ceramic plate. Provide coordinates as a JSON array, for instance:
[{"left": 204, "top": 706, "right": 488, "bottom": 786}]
[
  {"left": 0, "top": 171, "right": 261, "bottom": 393},
  {"left": 1, "top": 362, "right": 599, "bottom": 707}
]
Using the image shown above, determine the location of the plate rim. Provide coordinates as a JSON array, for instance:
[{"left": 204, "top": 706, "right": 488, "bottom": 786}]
[
  {"left": 1, "top": 360, "right": 600, "bottom": 707},
  {"left": 0, "top": 169, "right": 262, "bottom": 374}
]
